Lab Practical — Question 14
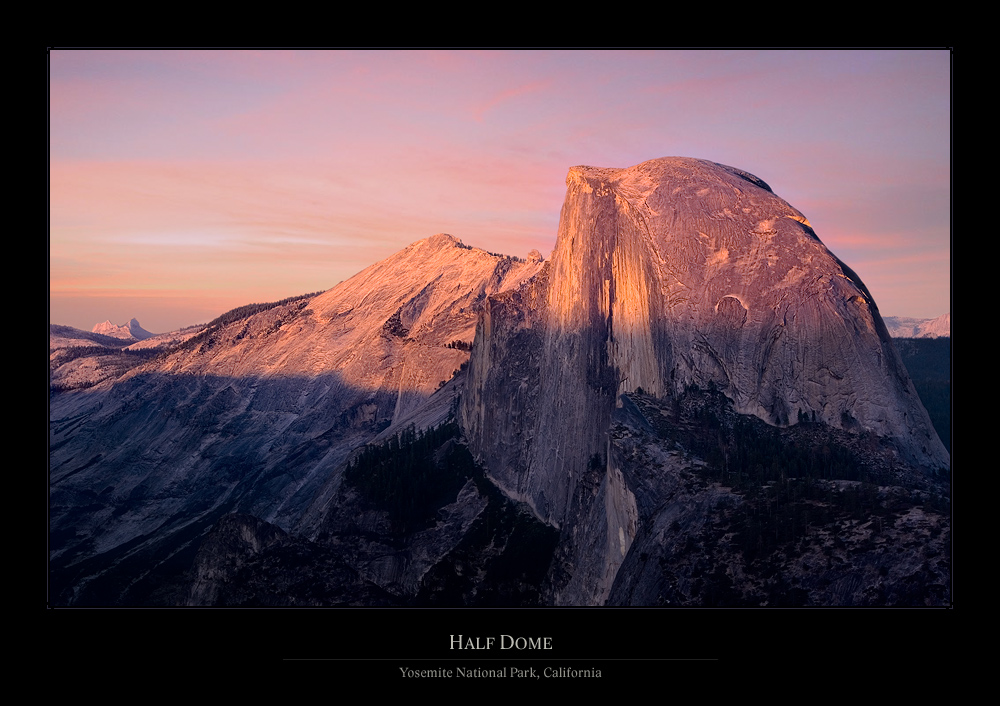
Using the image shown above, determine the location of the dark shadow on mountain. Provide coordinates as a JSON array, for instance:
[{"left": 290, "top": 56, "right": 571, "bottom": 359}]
[
  {"left": 182, "top": 423, "right": 559, "bottom": 607},
  {"left": 606, "top": 387, "right": 951, "bottom": 607},
  {"left": 49, "top": 368, "right": 455, "bottom": 606}
]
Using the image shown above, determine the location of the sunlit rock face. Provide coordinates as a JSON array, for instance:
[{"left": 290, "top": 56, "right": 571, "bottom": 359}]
[{"left": 462, "top": 156, "right": 949, "bottom": 604}]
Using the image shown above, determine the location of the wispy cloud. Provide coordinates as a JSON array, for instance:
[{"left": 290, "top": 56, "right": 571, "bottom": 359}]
[{"left": 471, "top": 80, "right": 553, "bottom": 123}]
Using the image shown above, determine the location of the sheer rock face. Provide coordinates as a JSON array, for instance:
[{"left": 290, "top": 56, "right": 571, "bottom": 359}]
[{"left": 462, "top": 156, "right": 949, "bottom": 604}]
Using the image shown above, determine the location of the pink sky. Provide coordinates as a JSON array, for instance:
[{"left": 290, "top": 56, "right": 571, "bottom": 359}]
[{"left": 49, "top": 49, "right": 951, "bottom": 333}]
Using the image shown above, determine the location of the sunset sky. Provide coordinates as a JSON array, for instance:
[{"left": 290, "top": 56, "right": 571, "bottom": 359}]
[{"left": 49, "top": 49, "right": 951, "bottom": 333}]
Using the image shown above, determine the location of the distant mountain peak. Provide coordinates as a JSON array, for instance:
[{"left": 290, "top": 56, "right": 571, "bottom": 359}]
[
  {"left": 91, "top": 318, "right": 154, "bottom": 341},
  {"left": 883, "top": 313, "right": 950, "bottom": 338}
]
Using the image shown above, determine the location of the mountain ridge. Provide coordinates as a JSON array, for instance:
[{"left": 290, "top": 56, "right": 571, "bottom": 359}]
[
  {"left": 883, "top": 313, "right": 950, "bottom": 338},
  {"left": 49, "top": 233, "right": 544, "bottom": 605}
]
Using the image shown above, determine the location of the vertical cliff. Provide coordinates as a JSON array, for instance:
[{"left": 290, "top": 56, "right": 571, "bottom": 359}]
[{"left": 461, "top": 156, "right": 949, "bottom": 605}]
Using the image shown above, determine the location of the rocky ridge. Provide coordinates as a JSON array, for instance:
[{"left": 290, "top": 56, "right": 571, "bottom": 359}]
[{"left": 49, "top": 234, "right": 543, "bottom": 605}]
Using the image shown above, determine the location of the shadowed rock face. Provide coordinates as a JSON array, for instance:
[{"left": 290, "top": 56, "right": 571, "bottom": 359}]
[{"left": 462, "top": 156, "right": 949, "bottom": 604}]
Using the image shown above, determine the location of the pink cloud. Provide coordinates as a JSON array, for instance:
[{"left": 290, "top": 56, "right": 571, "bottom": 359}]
[{"left": 471, "top": 79, "right": 553, "bottom": 123}]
